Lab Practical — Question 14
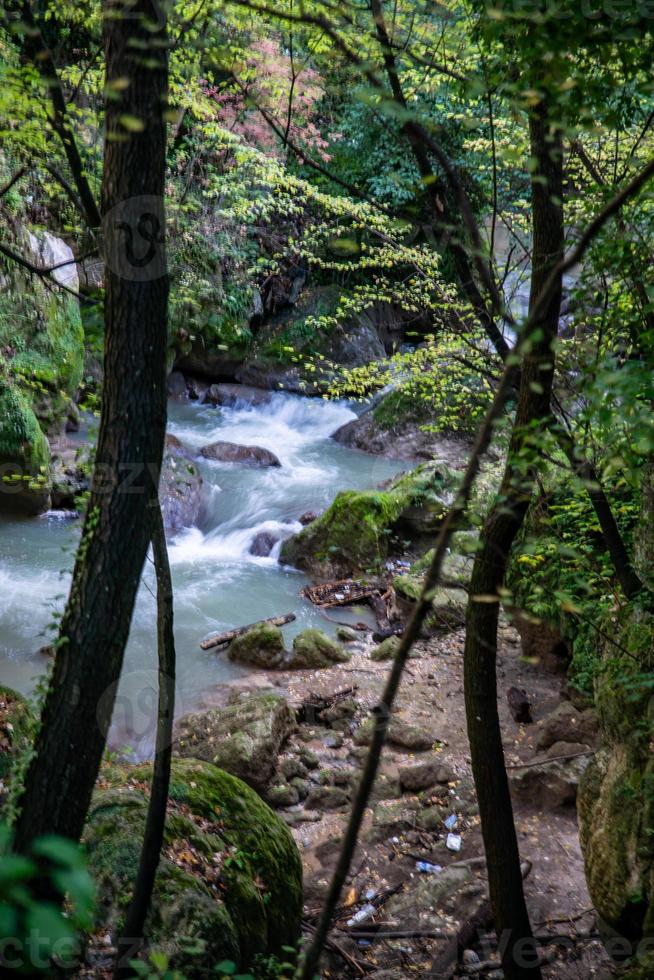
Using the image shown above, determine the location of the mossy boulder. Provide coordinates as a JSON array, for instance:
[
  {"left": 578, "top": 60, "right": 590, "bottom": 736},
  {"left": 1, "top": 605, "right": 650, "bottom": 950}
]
[
  {"left": 0, "top": 685, "right": 34, "bottom": 783},
  {"left": 160, "top": 434, "right": 204, "bottom": 530},
  {"left": 289, "top": 628, "right": 349, "bottom": 668},
  {"left": 84, "top": 758, "right": 302, "bottom": 973},
  {"left": 371, "top": 635, "right": 401, "bottom": 662},
  {"left": 0, "top": 379, "right": 51, "bottom": 514},
  {"left": 280, "top": 462, "right": 458, "bottom": 578},
  {"left": 227, "top": 623, "right": 286, "bottom": 668},
  {"left": 578, "top": 604, "right": 654, "bottom": 944},
  {"left": 174, "top": 691, "right": 296, "bottom": 793}
]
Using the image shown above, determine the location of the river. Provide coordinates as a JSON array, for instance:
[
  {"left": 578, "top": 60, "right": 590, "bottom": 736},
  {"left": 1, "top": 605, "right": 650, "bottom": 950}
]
[{"left": 0, "top": 391, "right": 403, "bottom": 756}]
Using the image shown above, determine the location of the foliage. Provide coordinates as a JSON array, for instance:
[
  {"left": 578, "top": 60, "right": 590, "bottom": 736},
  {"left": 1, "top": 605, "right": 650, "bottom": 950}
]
[{"left": 0, "top": 823, "right": 95, "bottom": 975}]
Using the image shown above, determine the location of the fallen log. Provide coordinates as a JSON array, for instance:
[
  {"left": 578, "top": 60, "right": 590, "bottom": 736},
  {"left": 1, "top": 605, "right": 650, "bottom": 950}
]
[{"left": 201, "top": 612, "right": 296, "bottom": 651}]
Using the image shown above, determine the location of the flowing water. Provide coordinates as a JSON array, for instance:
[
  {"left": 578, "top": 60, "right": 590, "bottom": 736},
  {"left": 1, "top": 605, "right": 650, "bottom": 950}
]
[{"left": 0, "top": 392, "right": 404, "bottom": 756}]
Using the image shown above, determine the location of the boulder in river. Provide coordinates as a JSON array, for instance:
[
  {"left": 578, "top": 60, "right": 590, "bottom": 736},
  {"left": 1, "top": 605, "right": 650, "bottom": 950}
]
[
  {"left": 166, "top": 370, "right": 188, "bottom": 399},
  {"left": 200, "top": 440, "right": 281, "bottom": 468},
  {"left": 173, "top": 690, "right": 296, "bottom": 793},
  {"left": 280, "top": 461, "right": 458, "bottom": 578},
  {"left": 249, "top": 531, "right": 279, "bottom": 557},
  {"left": 332, "top": 387, "right": 471, "bottom": 463},
  {"left": 227, "top": 623, "right": 286, "bottom": 668},
  {"left": 84, "top": 758, "right": 302, "bottom": 972},
  {"left": 202, "top": 383, "right": 272, "bottom": 408},
  {"left": 288, "top": 628, "right": 349, "bottom": 669},
  {"left": 160, "top": 433, "right": 203, "bottom": 530}
]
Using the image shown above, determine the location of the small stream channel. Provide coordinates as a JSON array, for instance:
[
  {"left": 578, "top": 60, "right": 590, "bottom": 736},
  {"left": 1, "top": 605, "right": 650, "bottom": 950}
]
[{"left": 0, "top": 391, "right": 405, "bottom": 756}]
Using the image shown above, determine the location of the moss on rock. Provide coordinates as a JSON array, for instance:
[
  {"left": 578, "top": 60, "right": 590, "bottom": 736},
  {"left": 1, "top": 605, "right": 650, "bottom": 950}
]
[
  {"left": 174, "top": 691, "right": 296, "bottom": 793},
  {"left": 280, "top": 462, "right": 458, "bottom": 578},
  {"left": 0, "top": 379, "right": 50, "bottom": 514},
  {"left": 227, "top": 623, "right": 286, "bottom": 668},
  {"left": 85, "top": 758, "right": 302, "bottom": 972},
  {"left": 290, "top": 628, "right": 349, "bottom": 668}
]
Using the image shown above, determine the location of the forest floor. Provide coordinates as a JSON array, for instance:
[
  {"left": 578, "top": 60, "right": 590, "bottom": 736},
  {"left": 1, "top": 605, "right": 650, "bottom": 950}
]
[{"left": 222, "top": 619, "right": 616, "bottom": 980}]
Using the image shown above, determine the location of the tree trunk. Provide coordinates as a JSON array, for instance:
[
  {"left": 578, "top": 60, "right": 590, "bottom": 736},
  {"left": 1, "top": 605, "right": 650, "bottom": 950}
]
[
  {"left": 114, "top": 502, "right": 176, "bottom": 978},
  {"left": 14, "top": 0, "right": 169, "bottom": 852},
  {"left": 463, "top": 99, "right": 565, "bottom": 980}
]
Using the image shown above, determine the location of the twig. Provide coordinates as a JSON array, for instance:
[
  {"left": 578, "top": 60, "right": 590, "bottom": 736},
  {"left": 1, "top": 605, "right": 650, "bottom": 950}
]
[{"left": 506, "top": 750, "right": 595, "bottom": 770}]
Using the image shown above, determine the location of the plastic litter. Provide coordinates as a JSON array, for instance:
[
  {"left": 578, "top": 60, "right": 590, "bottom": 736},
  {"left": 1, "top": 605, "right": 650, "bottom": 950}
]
[
  {"left": 446, "top": 833, "right": 462, "bottom": 852},
  {"left": 416, "top": 860, "right": 442, "bottom": 874},
  {"left": 346, "top": 903, "right": 376, "bottom": 927},
  {"left": 444, "top": 813, "right": 458, "bottom": 831}
]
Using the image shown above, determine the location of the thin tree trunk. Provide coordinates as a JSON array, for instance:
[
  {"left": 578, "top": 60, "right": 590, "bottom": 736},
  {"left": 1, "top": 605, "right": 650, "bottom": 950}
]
[
  {"left": 14, "top": 0, "right": 169, "bottom": 852},
  {"left": 114, "top": 502, "right": 176, "bottom": 978},
  {"left": 4, "top": 0, "right": 102, "bottom": 229},
  {"left": 463, "top": 100, "right": 565, "bottom": 980}
]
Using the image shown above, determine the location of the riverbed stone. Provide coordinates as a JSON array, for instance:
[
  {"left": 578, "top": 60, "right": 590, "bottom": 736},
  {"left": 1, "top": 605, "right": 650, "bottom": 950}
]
[
  {"left": 249, "top": 531, "right": 279, "bottom": 557},
  {"left": 160, "top": 433, "right": 204, "bottom": 529},
  {"left": 399, "top": 759, "right": 456, "bottom": 792},
  {"left": 336, "top": 626, "right": 359, "bottom": 642},
  {"left": 173, "top": 691, "right": 296, "bottom": 793},
  {"left": 305, "top": 785, "right": 350, "bottom": 811},
  {"left": 371, "top": 636, "right": 401, "bottom": 661},
  {"left": 84, "top": 758, "right": 302, "bottom": 971},
  {"left": 354, "top": 716, "right": 436, "bottom": 751},
  {"left": 510, "top": 754, "right": 590, "bottom": 808},
  {"left": 279, "top": 462, "right": 458, "bottom": 577},
  {"left": 200, "top": 440, "right": 281, "bottom": 468},
  {"left": 288, "top": 628, "right": 349, "bottom": 669},
  {"left": 227, "top": 623, "right": 286, "bottom": 668},
  {"left": 202, "top": 383, "right": 272, "bottom": 408},
  {"left": 266, "top": 781, "right": 300, "bottom": 808}
]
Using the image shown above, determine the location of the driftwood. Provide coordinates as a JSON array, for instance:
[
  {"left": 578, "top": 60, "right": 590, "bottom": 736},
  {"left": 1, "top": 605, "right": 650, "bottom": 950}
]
[
  {"left": 301, "top": 578, "right": 380, "bottom": 608},
  {"left": 201, "top": 612, "right": 295, "bottom": 650}
]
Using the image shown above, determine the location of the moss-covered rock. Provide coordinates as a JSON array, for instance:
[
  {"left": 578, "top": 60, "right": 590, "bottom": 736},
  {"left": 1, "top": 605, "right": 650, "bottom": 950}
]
[
  {"left": 174, "top": 691, "right": 296, "bottom": 793},
  {"left": 370, "top": 635, "right": 401, "bottom": 662},
  {"left": 0, "top": 685, "right": 34, "bottom": 783},
  {"left": 578, "top": 604, "right": 654, "bottom": 944},
  {"left": 289, "top": 628, "right": 349, "bottom": 668},
  {"left": 0, "top": 379, "right": 51, "bottom": 514},
  {"left": 280, "top": 462, "right": 458, "bottom": 578},
  {"left": 84, "top": 758, "right": 302, "bottom": 973},
  {"left": 227, "top": 623, "right": 286, "bottom": 668}
]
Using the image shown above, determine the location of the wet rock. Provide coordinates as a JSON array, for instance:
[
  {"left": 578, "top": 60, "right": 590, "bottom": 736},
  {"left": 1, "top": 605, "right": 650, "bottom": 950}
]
[
  {"left": 200, "top": 440, "right": 281, "bottom": 468},
  {"left": 509, "top": 755, "right": 590, "bottom": 808},
  {"left": 336, "top": 626, "right": 359, "bottom": 643},
  {"left": 299, "top": 511, "right": 318, "bottom": 525},
  {"left": 173, "top": 690, "right": 296, "bottom": 793},
  {"left": 201, "top": 383, "right": 271, "bottom": 408},
  {"left": 227, "top": 624, "right": 286, "bottom": 669},
  {"left": 249, "top": 531, "right": 279, "bottom": 557},
  {"left": 50, "top": 445, "right": 91, "bottom": 510},
  {"left": 399, "top": 760, "right": 456, "bottom": 793},
  {"left": 536, "top": 702, "right": 599, "bottom": 752},
  {"left": 160, "top": 433, "right": 203, "bottom": 530},
  {"left": 305, "top": 785, "right": 349, "bottom": 811},
  {"left": 354, "top": 716, "right": 435, "bottom": 752},
  {"left": 288, "top": 629, "right": 349, "bottom": 669},
  {"left": 332, "top": 388, "right": 471, "bottom": 464},
  {"left": 371, "top": 636, "right": 401, "bottom": 662},
  {"left": 186, "top": 376, "right": 210, "bottom": 401},
  {"left": 167, "top": 370, "right": 188, "bottom": 399},
  {"left": 280, "top": 462, "right": 459, "bottom": 578},
  {"left": 507, "top": 686, "right": 533, "bottom": 724},
  {"left": 266, "top": 782, "right": 300, "bottom": 808}
]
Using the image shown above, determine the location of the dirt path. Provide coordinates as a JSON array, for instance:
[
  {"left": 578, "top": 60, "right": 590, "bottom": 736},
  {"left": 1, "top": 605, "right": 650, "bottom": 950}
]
[{"left": 229, "top": 619, "right": 615, "bottom": 979}]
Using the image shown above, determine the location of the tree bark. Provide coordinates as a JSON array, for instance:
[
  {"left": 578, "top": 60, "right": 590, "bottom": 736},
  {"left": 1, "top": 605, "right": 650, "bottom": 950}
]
[
  {"left": 114, "top": 502, "right": 176, "bottom": 978},
  {"left": 463, "top": 99, "right": 565, "bottom": 980},
  {"left": 14, "top": 0, "right": 169, "bottom": 852}
]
